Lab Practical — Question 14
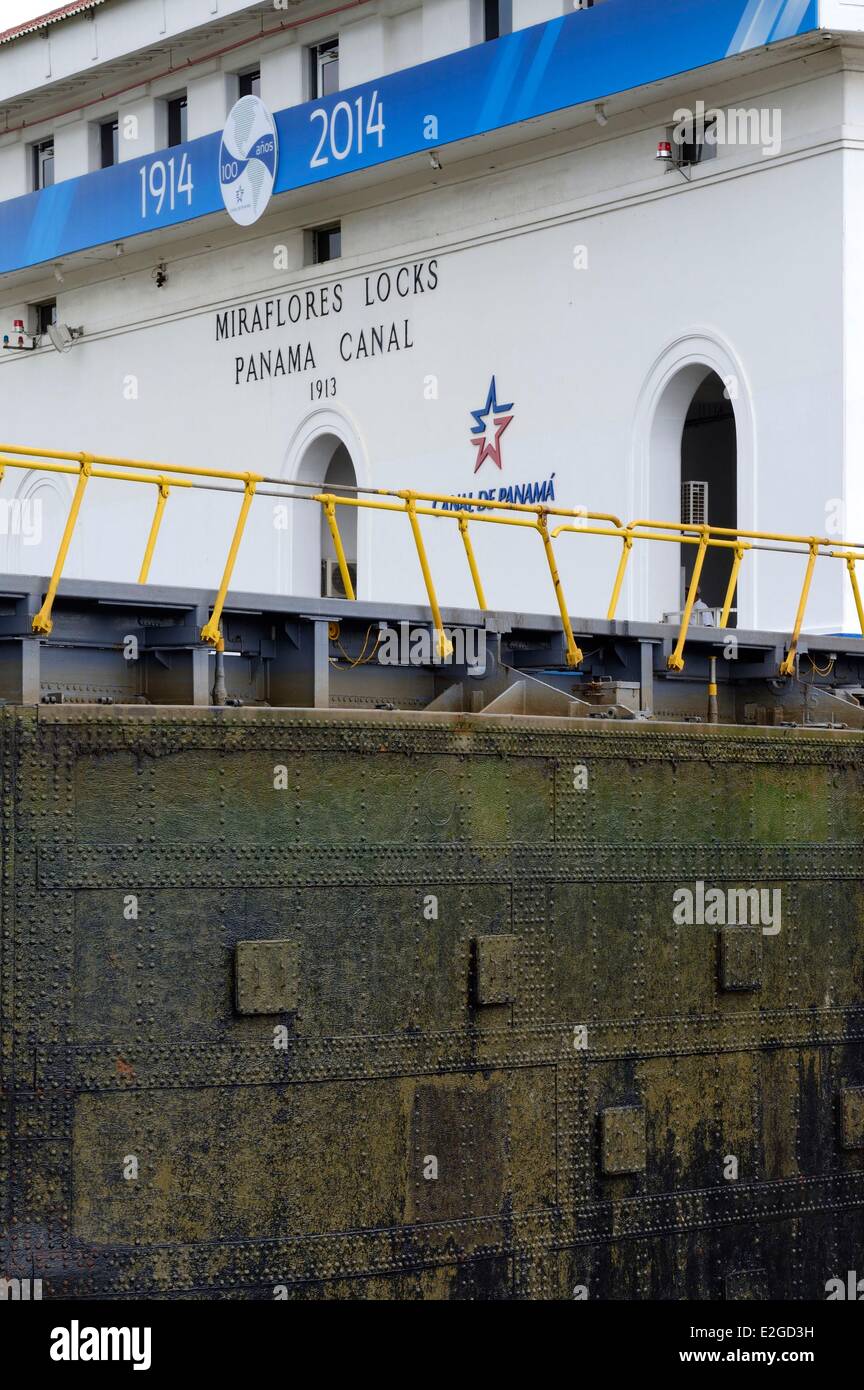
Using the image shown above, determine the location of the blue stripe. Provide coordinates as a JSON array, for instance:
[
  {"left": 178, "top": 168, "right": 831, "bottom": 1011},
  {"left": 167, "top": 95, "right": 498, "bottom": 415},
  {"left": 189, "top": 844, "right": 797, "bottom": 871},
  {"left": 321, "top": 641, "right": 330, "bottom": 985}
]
[{"left": 0, "top": 0, "right": 820, "bottom": 275}]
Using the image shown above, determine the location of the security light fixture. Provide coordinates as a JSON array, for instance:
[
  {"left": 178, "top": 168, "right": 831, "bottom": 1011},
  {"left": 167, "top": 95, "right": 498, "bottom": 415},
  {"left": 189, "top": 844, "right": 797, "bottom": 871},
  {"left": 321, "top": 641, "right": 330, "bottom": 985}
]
[{"left": 2, "top": 319, "right": 35, "bottom": 352}]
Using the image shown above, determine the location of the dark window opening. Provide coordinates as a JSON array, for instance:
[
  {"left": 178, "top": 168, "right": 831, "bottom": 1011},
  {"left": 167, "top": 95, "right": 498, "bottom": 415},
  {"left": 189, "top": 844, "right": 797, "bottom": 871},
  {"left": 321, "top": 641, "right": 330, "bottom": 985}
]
[
  {"left": 32, "top": 139, "right": 54, "bottom": 190},
  {"left": 238, "top": 69, "right": 261, "bottom": 99},
  {"left": 167, "top": 95, "right": 187, "bottom": 148},
  {"left": 680, "top": 372, "right": 738, "bottom": 622},
  {"left": 320, "top": 444, "right": 357, "bottom": 597},
  {"left": 309, "top": 39, "right": 339, "bottom": 99},
  {"left": 483, "top": 0, "right": 512, "bottom": 41},
  {"left": 34, "top": 300, "right": 57, "bottom": 335},
  {"left": 309, "top": 223, "right": 341, "bottom": 264},
  {"left": 100, "top": 118, "right": 119, "bottom": 169}
]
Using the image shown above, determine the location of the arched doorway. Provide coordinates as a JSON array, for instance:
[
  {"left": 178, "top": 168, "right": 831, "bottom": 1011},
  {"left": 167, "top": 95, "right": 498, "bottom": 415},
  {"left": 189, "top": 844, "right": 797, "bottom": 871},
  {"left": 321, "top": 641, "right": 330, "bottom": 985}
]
[
  {"left": 633, "top": 335, "right": 753, "bottom": 628},
  {"left": 319, "top": 444, "right": 357, "bottom": 598},
  {"left": 680, "top": 371, "right": 737, "bottom": 621},
  {"left": 284, "top": 414, "right": 365, "bottom": 597}
]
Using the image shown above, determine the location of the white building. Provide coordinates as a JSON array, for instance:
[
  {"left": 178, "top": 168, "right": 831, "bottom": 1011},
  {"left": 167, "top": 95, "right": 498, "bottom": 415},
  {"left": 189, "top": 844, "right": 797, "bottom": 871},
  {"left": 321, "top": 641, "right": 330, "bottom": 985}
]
[{"left": 0, "top": 0, "right": 863, "bottom": 636}]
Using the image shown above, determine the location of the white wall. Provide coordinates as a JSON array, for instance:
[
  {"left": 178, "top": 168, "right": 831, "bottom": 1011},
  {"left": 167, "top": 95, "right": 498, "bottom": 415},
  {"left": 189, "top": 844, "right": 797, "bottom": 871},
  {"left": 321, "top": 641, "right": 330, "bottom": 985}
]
[
  {"left": 0, "top": 153, "right": 845, "bottom": 631},
  {"left": 117, "top": 93, "right": 161, "bottom": 161},
  {"left": 0, "top": 47, "right": 855, "bottom": 638},
  {"left": 422, "top": 0, "right": 473, "bottom": 60},
  {"left": 53, "top": 115, "right": 99, "bottom": 182},
  {"left": 340, "top": 16, "right": 387, "bottom": 89},
  {"left": 841, "top": 78, "right": 864, "bottom": 633},
  {"left": 186, "top": 69, "right": 233, "bottom": 142},
  {"left": 260, "top": 42, "right": 304, "bottom": 114},
  {"left": 820, "top": 1, "right": 864, "bottom": 29},
  {"left": 512, "top": 0, "right": 566, "bottom": 31},
  {"left": 0, "top": 138, "right": 29, "bottom": 198}
]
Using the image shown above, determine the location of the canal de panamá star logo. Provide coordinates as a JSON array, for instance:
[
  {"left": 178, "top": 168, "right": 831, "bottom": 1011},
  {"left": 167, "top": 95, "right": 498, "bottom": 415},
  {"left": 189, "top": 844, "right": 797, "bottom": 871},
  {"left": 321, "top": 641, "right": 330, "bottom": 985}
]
[{"left": 469, "top": 376, "right": 514, "bottom": 473}]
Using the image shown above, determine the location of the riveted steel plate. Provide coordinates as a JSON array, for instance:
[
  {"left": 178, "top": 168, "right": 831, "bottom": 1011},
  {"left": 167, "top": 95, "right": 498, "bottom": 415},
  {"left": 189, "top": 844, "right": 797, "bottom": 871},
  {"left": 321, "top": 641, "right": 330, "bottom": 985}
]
[
  {"left": 475, "top": 934, "right": 517, "bottom": 1004},
  {"left": 235, "top": 940, "right": 299, "bottom": 1015},
  {"left": 1, "top": 705, "right": 863, "bottom": 1300},
  {"left": 601, "top": 1106, "right": 647, "bottom": 1175},
  {"left": 719, "top": 926, "right": 763, "bottom": 992},
  {"left": 725, "top": 1269, "right": 769, "bottom": 1301},
  {"left": 840, "top": 1087, "right": 864, "bottom": 1149}
]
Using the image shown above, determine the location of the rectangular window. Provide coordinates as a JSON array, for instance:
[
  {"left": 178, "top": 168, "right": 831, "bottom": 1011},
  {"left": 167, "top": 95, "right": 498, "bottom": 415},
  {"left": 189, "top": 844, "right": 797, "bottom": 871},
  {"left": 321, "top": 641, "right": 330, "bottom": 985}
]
[
  {"left": 309, "top": 39, "right": 339, "bottom": 99},
  {"left": 307, "top": 223, "right": 341, "bottom": 265},
  {"left": 238, "top": 69, "right": 261, "bottom": 99},
  {"left": 166, "top": 94, "right": 187, "bottom": 148},
  {"left": 100, "top": 118, "right": 119, "bottom": 168},
  {"left": 34, "top": 300, "right": 57, "bottom": 336},
  {"left": 483, "top": 0, "right": 512, "bottom": 41},
  {"left": 32, "top": 138, "right": 54, "bottom": 190}
]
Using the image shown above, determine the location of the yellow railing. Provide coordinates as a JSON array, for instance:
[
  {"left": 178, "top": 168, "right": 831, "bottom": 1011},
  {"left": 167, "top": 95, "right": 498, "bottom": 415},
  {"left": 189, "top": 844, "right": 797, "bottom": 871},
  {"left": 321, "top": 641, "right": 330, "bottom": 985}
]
[{"left": 1, "top": 442, "right": 863, "bottom": 676}]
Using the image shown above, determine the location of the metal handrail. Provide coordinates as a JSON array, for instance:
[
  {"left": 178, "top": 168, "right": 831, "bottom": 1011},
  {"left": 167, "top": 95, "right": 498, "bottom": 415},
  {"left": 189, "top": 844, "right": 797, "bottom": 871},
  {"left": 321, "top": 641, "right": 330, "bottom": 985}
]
[{"left": 0, "top": 442, "right": 862, "bottom": 675}]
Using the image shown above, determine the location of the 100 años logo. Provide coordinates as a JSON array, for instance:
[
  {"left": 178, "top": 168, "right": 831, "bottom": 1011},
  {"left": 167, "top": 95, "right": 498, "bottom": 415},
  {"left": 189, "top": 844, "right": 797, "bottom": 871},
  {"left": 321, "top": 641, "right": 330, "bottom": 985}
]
[{"left": 220, "top": 96, "right": 279, "bottom": 226}]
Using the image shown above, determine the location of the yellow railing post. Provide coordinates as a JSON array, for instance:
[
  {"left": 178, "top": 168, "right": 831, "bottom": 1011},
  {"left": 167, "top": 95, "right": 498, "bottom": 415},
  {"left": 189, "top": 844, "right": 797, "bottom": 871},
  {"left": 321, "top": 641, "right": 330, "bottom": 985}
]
[
  {"left": 404, "top": 494, "right": 453, "bottom": 661},
  {"left": 720, "top": 544, "right": 746, "bottom": 629},
  {"left": 779, "top": 541, "right": 819, "bottom": 676},
  {"left": 845, "top": 554, "right": 864, "bottom": 635},
  {"left": 320, "top": 495, "right": 356, "bottom": 600},
  {"left": 32, "top": 454, "right": 92, "bottom": 635},
  {"left": 200, "top": 477, "right": 259, "bottom": 645},
  {"left": 138, "top": 482, "right": 170, "bottom": 584},
  {"left": 667, "top": 529, "right": 709, "bottom": 672},
  {"left": 536, "top": 512, "right": 582, "bottom": 668},
  {"left": 607, "top": 533, "right": 633, "bottom": 620},
  {"left": 457, "top": 515, "right": 487, "bottom": 610}
]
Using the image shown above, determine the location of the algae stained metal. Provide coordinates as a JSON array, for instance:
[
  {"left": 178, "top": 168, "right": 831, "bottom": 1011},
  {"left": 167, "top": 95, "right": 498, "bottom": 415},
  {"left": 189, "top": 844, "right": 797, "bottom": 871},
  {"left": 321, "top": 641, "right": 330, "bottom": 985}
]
[{"left": 1, "top": 703, "right": 863, "bottom": 1300}]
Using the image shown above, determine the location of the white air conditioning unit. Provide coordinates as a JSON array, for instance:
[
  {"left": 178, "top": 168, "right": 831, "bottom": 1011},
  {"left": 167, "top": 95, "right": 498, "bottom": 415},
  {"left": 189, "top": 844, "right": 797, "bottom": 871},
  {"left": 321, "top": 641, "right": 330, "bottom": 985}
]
[
  {"left": 681, "top": 480, "right": 708, "bottom": 527},
  {"left": 321, "top": 559, "right": 357, "bottom": 599}
]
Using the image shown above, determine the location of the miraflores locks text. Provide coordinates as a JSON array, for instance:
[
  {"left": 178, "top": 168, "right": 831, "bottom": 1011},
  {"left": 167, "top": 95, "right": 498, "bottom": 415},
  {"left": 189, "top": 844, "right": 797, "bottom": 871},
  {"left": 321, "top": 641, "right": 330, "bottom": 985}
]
[{"left": 216, "top": 259, "right": 439, "bottom": 385}]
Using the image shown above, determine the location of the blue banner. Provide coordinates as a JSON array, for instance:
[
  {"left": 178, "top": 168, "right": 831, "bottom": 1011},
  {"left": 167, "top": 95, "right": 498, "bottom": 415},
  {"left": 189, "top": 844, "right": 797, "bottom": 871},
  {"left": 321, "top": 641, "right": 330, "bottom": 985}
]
[{"left": 0, "top": 0, "right": 819, "bottom": 274}]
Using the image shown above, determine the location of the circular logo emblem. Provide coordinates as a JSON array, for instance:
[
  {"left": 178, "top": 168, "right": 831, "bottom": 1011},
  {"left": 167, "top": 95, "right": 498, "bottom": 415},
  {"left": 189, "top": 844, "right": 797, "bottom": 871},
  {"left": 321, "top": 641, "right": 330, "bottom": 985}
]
[{"left": 219, "top": 96, "right": 278, "bottom": 226}]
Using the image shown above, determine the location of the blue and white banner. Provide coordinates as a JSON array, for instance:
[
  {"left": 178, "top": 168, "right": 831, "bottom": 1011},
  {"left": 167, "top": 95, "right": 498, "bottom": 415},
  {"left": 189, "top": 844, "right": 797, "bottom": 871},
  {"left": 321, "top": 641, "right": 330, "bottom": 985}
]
[{"left": 0, "top": 0, "right": 819, "bottom": 275}]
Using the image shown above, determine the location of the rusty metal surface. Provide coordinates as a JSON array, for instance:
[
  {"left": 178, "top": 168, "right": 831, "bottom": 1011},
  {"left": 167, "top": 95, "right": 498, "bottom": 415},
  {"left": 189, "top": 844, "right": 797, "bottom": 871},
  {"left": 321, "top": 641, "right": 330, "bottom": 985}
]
[{"left": 1, "top": 703, "right": 863, "bottom": 1300}]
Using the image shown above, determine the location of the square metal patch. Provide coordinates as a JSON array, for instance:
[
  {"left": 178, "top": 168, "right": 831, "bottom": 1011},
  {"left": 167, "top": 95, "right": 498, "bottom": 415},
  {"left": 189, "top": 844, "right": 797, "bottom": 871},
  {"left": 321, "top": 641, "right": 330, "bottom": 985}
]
[
  {"left": 235, "top": 939, "right": 299, "bottom": 1015},
  {"left": 600, "top": 1105, "right": 646, "bottom": 1175},
  {"left": 474, "top": 935, "right": 517, "bottom": 1005},
  {"left": 719, "top": 926, "right": 762, "bottom": 992},
  {"left": 725, "top": 1269, "right": 768, "bottom": 1300},
  {"left": 840, "top": 1087, "right": 864, "bottom": 1149}
]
